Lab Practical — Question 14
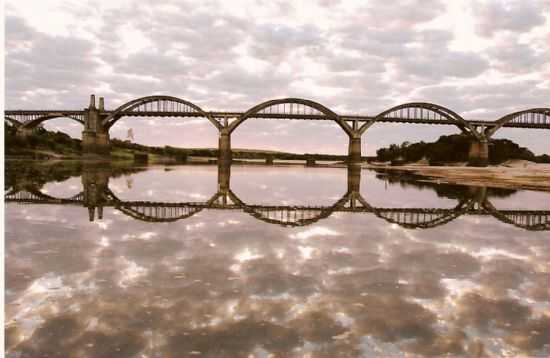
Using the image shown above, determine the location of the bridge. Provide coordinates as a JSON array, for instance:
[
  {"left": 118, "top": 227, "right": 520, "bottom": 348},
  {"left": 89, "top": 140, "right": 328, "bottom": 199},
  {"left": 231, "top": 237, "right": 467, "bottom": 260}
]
[
  {"left": 6, "top": 164, "right": 549, "bottom": 231},
  {"left": 5, "top": 95, "right": 550, "bottom": 167}
]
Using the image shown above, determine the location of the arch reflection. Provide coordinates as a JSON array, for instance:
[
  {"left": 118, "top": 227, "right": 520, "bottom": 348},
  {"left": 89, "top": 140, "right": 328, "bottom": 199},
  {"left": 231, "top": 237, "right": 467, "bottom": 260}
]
[{"left": 5, "top": 163, "right": 550, "bottom": 231}]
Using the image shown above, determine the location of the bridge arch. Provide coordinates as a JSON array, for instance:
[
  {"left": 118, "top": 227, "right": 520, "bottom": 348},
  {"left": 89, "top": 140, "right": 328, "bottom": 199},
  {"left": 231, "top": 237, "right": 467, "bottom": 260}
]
[
  {"left": 5, "top": 188, "right": 84, "bottom": 203},
  {"left": 228, "top": 98, "right": 353, "bottom": 136},
  {"left": 229, "top": 189, "right": 353, "bottom": 227},
  {"left": 21, "top": 114, "right": 85, "bottom": 129},
  {"left": 482, "top": 200, "right": 550, "bottom": 231},
  {"left": 103, "top": 95, "right": 220, "bottom": 130},
  {"left": 5, "top": 116, "right": 22, "bottom": 128},
  {"left": 485, "top": 108, "right": 550, "bottom": 138},
  {"left": 105, "top": 188, "right": 213, "bottom": 223},
  {"left": 373, "top": 199, "right": 476, "bottom": 229},
  {"left": 114, "top": 204, "right": 206, "bottom": 223},
  {"left": 372, "top": 102, "right": 479, "bottom": 138}
]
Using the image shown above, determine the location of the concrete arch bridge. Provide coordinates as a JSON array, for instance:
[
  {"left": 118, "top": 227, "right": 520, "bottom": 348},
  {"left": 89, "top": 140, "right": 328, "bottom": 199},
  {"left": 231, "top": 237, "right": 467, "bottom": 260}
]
[{"left": 6, "top": 95, "right": 550, "bottom": 167}]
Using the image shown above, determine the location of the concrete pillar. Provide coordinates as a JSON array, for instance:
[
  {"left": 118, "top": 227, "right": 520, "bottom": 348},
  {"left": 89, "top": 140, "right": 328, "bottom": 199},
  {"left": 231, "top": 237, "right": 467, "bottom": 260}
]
[
  {"left": 82, "top": 94, "right": 110, "bottom": 157},
  {"left": 348, "top": 135, "right": 362, "bottom": 165},
  {"left": 218, "top": 129, "right": 232, "bottom": 164},
  {"left": 468, "top": 138, "right": 489, "bottom": 167}
]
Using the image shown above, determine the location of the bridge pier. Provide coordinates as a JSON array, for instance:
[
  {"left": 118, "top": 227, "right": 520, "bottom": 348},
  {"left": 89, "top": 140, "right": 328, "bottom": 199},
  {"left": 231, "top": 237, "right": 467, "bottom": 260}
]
[
  {"left": 82, "top": 95, "right": 110, "bottom": 158},
  {"left": 218, "top": 129, "right": 232, "bottom": 164},
  {"left": 468, "top": 138, "right": 489, "bottom": 167},
  {"left": 348, "top": 135, "right": 362, "bottom": 165}
]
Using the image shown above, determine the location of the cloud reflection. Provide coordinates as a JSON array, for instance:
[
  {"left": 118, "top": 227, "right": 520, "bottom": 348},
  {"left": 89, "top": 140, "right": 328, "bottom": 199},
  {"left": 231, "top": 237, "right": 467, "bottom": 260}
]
[{"left": 5, "top": 165, "right": 550, "bottom": 357}]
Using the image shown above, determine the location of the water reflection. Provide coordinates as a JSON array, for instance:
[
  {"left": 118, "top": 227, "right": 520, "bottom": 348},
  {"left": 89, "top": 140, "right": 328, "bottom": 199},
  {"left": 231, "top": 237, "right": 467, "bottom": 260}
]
[
  {"left": 5, "top": 162, "right": 550, "bottom": 357},
  {"left": 6, "top": 163, "right": 550, "bottom": 231}
]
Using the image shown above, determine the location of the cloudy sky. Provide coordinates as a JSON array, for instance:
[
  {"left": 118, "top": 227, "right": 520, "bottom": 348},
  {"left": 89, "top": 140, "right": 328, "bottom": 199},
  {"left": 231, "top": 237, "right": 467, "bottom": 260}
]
[{"left": 5, "top": 0, "right": 550, "bottom": 155}]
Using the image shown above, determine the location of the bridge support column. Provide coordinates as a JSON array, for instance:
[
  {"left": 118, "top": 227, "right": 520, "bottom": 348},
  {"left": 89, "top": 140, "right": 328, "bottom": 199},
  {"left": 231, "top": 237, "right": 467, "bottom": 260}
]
[
  {"left": 348, "top": 135, "right": 362, "bottom": 165},
  {"left": 82, "top": 95, "right": 110, "bottom": 158},
  {"left": 218, "top": 129, "right": 232, "bottom": 164},
  {"left": 468, "top": 138, "right": 489, "bottom": 167}
]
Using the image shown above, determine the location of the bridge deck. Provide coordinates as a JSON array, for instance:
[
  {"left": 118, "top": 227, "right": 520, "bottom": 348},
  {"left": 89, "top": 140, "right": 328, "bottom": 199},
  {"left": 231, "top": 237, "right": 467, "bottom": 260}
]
[{"left": 8, "top": 109, "right": 550, "bottom": 129}]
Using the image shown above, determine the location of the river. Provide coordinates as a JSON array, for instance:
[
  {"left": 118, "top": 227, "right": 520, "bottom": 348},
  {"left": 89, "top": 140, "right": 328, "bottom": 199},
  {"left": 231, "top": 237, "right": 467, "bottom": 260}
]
[{"left": 5, "top": 162, "right": 550, "bottom": 357}]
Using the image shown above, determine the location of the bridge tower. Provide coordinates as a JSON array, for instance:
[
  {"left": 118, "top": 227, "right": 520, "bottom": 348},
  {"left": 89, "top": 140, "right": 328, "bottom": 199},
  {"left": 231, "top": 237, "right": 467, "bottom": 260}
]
[
  {"left": 82, "top": 95, "right": 111, "bottom": 157},
  {"left": 82, "top": 164, "right": 111, "bottom": 221}
]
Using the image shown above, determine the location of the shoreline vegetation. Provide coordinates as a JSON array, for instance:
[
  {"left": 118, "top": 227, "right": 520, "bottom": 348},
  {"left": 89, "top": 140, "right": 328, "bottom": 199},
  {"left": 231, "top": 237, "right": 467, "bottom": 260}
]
[
  {"left": 6, "top": 126, "right": 550, "bottom": 192},
  {"left": 5, "top": 126, "right": 354, "bottom": 163}
]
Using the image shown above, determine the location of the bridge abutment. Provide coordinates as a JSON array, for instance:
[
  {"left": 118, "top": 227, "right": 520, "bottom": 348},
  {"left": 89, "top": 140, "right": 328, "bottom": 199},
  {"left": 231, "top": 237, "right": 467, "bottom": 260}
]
[
  {"left": 82, "top": 95, "right": 111, "bottom": 158},
  {"left": 348, "top": 135, "right": 362, "bottom": 165},
  {"left": 218, "top": 129, "right": 232, "bottom": 164},
  {"left": 468, "top": 138, "right": 489, "bottom": 167}
]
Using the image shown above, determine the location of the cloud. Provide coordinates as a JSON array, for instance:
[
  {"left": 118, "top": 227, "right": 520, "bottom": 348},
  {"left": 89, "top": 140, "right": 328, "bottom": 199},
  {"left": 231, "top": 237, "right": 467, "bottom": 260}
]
[
  {"left": 4, "top": 0, "right": 550, "bottom": 155},
  {"left": 473, "top": 0, "right": 548, "bottom": 37}
]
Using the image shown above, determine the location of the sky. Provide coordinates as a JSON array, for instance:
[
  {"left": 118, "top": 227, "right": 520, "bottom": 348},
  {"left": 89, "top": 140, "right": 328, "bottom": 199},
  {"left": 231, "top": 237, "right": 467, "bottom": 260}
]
[{"left": 5, "top": 0, "right": 550, "bottom": 155}]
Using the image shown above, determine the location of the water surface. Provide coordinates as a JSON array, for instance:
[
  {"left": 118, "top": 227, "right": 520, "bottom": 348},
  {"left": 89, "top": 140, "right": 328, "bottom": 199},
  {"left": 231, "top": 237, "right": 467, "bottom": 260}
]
[{"left": 5, "top": 163, "right": 550, "bottom": 357}]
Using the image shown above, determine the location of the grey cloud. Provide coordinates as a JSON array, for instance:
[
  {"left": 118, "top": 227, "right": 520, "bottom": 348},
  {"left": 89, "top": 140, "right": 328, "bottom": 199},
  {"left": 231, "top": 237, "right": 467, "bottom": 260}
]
[
  {"left": 415, "top": 81, "right": 550, "bottom": 116},
  {"left": 5, "top": 16, "right": 101, "bottom": 108},
  {"left": 399, "top": 50, "right": 489, "bottom": 80},
  {"left": 474, "top": 0, "right": 548, "bottom": 37},
  {"left": 358, "top": 0, "right": 447, "bottom": 28},
  {"left": 249, "top": 23, "right": 323, "bottom": 62},
  {"left": 114, "top": 52, "right": 191, "bottom": 79},
  {"left": 487, "top": 35, "right": 547, "bottom": 74},
  {"left": 4, "top": 0, "right": 550, "bottom": 155}
]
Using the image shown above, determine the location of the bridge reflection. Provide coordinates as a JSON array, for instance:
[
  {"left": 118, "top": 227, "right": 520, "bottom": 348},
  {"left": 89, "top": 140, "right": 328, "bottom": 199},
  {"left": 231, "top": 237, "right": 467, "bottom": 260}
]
[{"left": 5, "top": 164, "right": 550, "bottom": 231}]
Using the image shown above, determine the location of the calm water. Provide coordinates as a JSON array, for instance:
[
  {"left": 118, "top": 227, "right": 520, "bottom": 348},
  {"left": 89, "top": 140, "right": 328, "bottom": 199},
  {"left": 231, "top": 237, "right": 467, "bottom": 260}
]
[{"left": 5, "top": 162, "right": 550, "bottom": 357}]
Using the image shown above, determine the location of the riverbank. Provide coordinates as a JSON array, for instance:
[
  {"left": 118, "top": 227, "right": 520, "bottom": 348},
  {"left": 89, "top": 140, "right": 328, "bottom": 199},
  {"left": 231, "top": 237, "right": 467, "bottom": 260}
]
[{"left": 367, "top": 160, "right": 550, "bottom": 192}]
